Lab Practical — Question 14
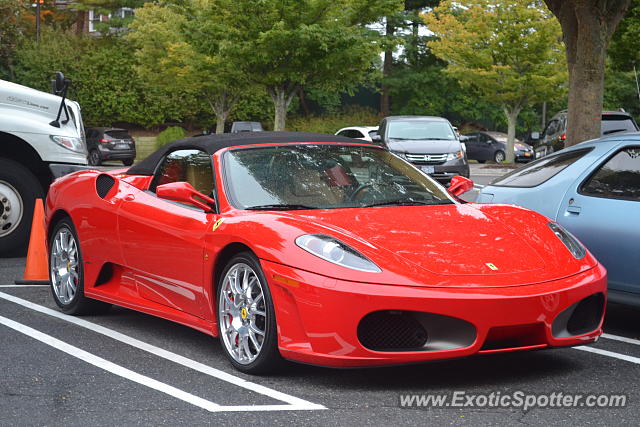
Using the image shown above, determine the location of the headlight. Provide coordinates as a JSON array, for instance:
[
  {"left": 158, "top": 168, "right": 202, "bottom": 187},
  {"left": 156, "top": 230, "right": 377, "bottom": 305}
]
[
  {"left": 446, "top": 151, "right": 464, "bottom": 161},
  {"left": 51, "top": 135, "right": 86, "bottom": 154},
  {"left": 548, "top": 222, "right": 586, "bottom": 259},
  {"left": 295, "top": 234, "right": 382, "bottom": 273}
]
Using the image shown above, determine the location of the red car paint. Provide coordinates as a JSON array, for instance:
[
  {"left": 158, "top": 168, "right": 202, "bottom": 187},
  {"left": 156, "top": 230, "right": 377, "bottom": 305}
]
[{"left": 45, "top": 142, "right": 606, "bottom": 367}]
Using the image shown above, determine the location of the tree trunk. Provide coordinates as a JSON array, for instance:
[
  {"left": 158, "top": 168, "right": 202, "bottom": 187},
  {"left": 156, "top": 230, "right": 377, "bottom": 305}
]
[
  {"left": 207, "top": 91, "right": 235, "bottom": 134},
  {"left": 544, "top": 0, "right": 631, "bottom": 147},
  {"left": 503, "top": 105, "right": 522, "bottom": 163},
  {"left": 75, "top": 10, "right": 86, "bottom": 35},
  {"left": 380, "top": 17, "right": 394, "bottom": 116},
  {"left": 298, "top": 87, "right": 311, "bottom": 116},
  {"left": 268, "top": 84, "right": 297, "bottom": 131}
]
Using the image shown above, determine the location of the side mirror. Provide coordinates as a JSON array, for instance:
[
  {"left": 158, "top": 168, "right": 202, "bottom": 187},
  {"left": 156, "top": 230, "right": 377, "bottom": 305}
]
[
  {"left": 156, "top": 181, "right": 216, "bottom": 212},
  {"left": 448, "top": 176, "right": 474, "bottom": 197},
  {"left": 370, "top": 133, "right": 381, "bottom": 142}
]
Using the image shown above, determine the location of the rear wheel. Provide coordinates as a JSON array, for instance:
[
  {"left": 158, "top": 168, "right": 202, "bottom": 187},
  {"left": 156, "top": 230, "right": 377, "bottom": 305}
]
[
  {"left": 89, "top": 150, "right": 101, "bottom": 166},
  {"left": 217, "top": 252, "right": 281, "bottom": 374},
  {"left": 0, "top": 159, "right": 43, "bottom": 256},
  {"left": 122, "top": 159, "right": 134, "bottom": 167},
  {"left": 49, "top": 218, "right": 110, "bottom": 315}
]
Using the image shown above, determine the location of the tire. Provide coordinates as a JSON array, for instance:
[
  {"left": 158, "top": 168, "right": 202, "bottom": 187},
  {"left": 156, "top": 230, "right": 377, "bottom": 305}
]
[
  {"left": 122, "top": 159, "right": 134, "bottom": 167},
  {"left": 0, "top": 159, "right": 44, "bottom": 256},
  {"left": 88, "top": 150, "right": 101, "bottom": 166},
  {"left": 494, "top": 150, "right": 505, "bottom": 163},
  {"left": 217, "top": 252, "right": 281, "bottom": 374},
  {"left": 49, "top": 218, "right": 111, "bottom": 315}
]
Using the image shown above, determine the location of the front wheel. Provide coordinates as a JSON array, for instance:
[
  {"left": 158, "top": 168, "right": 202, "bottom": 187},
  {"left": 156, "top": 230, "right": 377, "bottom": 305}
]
[
  {"left": 217, "top": 252, "right": 281, "bottom": 374},
  {"left": 49, "top": 218, "right": 110, "bottom": 315},
  {"left": 494, "top": 150, "right": 505, "bottom": 163}
]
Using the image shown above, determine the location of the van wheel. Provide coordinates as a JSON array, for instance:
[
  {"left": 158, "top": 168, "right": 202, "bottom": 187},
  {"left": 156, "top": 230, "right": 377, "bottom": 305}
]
[{"left": 0, "top": 159, "right": 44, "bottom": 256}]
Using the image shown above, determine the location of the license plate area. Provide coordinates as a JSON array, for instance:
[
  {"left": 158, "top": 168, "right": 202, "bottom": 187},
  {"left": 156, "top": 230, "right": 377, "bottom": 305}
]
[{"left": 420, "top": 165, "right": 435, "bottom": 174}]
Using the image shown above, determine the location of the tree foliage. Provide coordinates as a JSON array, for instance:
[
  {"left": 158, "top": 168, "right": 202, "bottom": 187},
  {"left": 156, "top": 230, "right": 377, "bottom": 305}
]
[
  {"left": 209, "top": 0, "right": 402, "bottom": 130},
  {"left": 424, "top": 0, "right": 566, "bottom": 161},
  {"left": 0, "top": 0, "right": 30, "bottom": 80}
]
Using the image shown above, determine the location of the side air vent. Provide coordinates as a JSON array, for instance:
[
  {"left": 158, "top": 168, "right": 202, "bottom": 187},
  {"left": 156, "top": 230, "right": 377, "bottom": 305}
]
[{"left": 96, "top": 174, "right": 115, "bottom": 199}]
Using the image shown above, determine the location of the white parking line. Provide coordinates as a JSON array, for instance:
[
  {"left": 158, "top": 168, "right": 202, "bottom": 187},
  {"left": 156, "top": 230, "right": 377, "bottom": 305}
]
[
  {"left": 0, "top": 285, "right": 49, "bottom": 288},
  {"left": 0, "top": 291, "right": 324, "bottom": 411},
  {"left": 602, "top": 333, "right": 640, "bottom": 347},
  {"left": 575, "top": 345, "right": 640, "bottom": 365}
]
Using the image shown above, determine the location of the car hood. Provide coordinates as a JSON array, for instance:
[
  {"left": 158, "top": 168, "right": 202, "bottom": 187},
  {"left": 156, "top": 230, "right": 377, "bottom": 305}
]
[
  {"left": 243, "top": 204, "right": 597, "bottom": 288},
  {"left": 386, "top": 138, "right": 459, "bottom": 154}
]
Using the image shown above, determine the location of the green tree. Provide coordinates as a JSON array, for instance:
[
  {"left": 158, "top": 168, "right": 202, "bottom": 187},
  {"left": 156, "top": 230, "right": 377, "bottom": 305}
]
[
  {"left": 127, "top": 1, "right": 248, "bottom": 133},
  {"left": 0, "top": 0, "right": 29, "bottom": 80},
  {"left": 424, "top": 0, "right": 566, "bottom": 162},
  {"left": 544, "top": 0, "right": 632, "bottom": 147},
  {"left": 211, "top": 0, "right": 402, "bottom": 131}
]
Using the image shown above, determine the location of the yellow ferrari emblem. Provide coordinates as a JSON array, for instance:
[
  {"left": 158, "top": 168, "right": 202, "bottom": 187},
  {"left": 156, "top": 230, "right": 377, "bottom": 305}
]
[
  {"left": 241, "top": 307, "right": 248, "bottom": 320},
  {"left": 485, "top": 262, "right": 498, "bottom": 271},
  {"left": 212, "top": 218, "right": 225, "bottom": 232}
]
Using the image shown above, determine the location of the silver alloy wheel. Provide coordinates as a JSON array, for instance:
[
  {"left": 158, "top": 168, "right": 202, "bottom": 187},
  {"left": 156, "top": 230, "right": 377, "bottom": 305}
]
[
  {"left": 50, "top": 226, "right": 79, "bottom": 305},
  {"left": 0, "top": 180, "right": 24, "bottom": 238},
  {"left": 219, "top": 263, "right": 267, "bottom": 365},
  {"left": 495, "top": 151, "right": 505, "bottom": 163}
]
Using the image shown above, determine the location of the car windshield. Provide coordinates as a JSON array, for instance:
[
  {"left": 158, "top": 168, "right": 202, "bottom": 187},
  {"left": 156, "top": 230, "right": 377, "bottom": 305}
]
[
  {"left": 223, "top": 145, "right": 455, "bottom": 210},
  {"left": 387, "top": 121, "right": 456, "bottom": 141}
]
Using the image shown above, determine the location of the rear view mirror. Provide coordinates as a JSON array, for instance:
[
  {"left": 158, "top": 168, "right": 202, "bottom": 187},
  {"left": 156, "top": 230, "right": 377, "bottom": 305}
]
[
  {"left": 448, "top": 176, "right": 474, "bottom": 196},
  {"left": 156, "top": 181, "right": 216, "bottom": 212}
]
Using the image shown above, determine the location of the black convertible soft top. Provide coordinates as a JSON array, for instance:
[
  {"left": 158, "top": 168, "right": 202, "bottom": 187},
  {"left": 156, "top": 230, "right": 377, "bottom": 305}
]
[{"left": 126, "top": 131, "right": 366, "bottom": 176}]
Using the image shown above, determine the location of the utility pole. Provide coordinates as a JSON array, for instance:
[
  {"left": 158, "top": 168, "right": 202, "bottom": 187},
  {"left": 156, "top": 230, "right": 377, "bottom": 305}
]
[
  {"left": 35, "top": 0, "right": 42, "bottom": 43},
  {"left": 541, "top": 101, "right": 547, "bottom": 130},
  {"left": 634, "top": 65, "right": 640, "bottom": 107}
]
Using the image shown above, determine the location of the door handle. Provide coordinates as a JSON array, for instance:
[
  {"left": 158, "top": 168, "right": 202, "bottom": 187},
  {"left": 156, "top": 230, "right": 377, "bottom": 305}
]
[
  {"left": 566, "top": 205, "right": 581, "bottom": 214},
  {"left": 124, "top": 194, "right": 135, "bottom": 201}
]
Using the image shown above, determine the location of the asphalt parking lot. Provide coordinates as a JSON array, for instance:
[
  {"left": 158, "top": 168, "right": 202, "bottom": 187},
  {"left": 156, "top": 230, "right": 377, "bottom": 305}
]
[{"left": 2, "top": 164, "right": 639, "bottom": 425}]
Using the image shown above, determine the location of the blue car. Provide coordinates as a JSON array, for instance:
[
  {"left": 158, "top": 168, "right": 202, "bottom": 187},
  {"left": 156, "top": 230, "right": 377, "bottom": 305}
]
[{"left": 477, "top": 133, "right": 640, "bottom": 305}]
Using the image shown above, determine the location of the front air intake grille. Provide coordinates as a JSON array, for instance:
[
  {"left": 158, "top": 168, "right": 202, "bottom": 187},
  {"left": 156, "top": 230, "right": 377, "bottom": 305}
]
[
  {"left": 567, "top": 293, "right": 604, "bottom": 336},
  {"left": 95, "top": 174, "right": 115, "bottom": 199},
  {"left": 405, "top": 153, "right": 448, "bottom": 164},
  {"left": 358, "top": 311, "right": 428, "bottom": 351}
]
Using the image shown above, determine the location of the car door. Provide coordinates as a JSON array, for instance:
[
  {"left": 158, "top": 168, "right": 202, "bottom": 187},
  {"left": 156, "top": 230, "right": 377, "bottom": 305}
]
[
  {"left": 464, "top": 133, "right": 480, "bottom": 159},
  {"left": 477, "top": 133, "right": 494, "bottom": 161},
  {"left": 557, "top": 144, "right": 640, "bottom": 294},
  {"left": 117, "top": 149, "right": 219, "bottom": 318}
]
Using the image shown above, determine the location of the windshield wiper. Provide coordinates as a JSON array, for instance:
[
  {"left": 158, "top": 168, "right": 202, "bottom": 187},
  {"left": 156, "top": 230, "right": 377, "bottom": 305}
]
[
  {"left": 245, "top": 204, "right": 316, "bottom": 211},
  {"left": 360, "top": 200, "right": 445, "bottom": 208},
  {"left": 603, "top": 128, "right": 627, "bottom": 135}
]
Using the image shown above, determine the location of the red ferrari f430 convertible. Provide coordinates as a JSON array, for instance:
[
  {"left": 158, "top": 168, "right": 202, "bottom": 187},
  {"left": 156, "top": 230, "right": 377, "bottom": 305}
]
[{"left": 45, "top": 132, "right": 606, "bottom": 373}]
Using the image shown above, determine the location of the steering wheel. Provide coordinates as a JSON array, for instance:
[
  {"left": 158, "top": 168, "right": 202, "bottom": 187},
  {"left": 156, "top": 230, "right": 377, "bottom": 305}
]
[{"left": 348, "top": 183, "right": 375, "bottom": 201}]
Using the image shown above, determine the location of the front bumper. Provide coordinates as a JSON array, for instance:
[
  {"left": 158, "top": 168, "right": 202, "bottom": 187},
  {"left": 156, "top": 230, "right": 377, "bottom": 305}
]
[
  {"left": 97, "top": 146, "right": 136, "bottom": 161},
  {"left": 262, "top": 260, "right": 607, "bottom": 367},
  {"left": 409, "top": 161, "right": 470, "bottom": 184},
  {"left": 515, "top": 150, "right": 535, "bottom": 162}
]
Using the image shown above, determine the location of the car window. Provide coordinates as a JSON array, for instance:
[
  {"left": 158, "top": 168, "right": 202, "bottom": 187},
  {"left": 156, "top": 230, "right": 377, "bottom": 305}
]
[
  {"left": 223, "top": 145, "right": 455, "bottom": 210},
  {"left": 580, "top": 147, "right": 640, "bottom": 201},
  {"left": 387, "top": 120, "right": 456, "bottom": 141},
  {"left": 601, "top": 115, "right": 638, "bottom": 135},
  {"left": 352, "top": 130, "right": 365, "bottom": 138},
  {"left": 105, "top": 130, "right": 132, "bottom": 140},
  {"left": 150, "top": 149, "right": 215, "bottom": 197},
  {"left": 544, "top": 119, "right": 560, "bottom": 137},
  {"left": 490, "top": 148, "right": 593, "bottom": 188},
  {"left": 336, "top": 130, "right": 349, "bottom": 137}
]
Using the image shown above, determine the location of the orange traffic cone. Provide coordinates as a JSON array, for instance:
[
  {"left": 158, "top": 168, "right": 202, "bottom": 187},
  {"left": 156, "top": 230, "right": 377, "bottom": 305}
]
[{"left": 15, "top": 199, "right": 50, "bottom": 285}]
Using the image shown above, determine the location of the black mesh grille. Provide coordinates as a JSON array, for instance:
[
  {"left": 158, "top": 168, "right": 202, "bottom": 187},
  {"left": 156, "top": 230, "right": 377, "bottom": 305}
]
[
  {"left": 95, "top": 174, "right": 115, "bottom": 199},
  {"left": 567, "top": 293, "right": 604, "bottom": 336},
  {"left": 358, "top": 311, "right": 428, "bottom": 351}
]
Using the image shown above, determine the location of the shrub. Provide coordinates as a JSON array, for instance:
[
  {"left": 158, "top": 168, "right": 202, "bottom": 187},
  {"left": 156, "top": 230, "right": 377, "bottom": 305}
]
[
  {"left": 287, "top": 106, "right": 381, "bottom": 134},
  {"left": 156, "top": 126, "right": 186, "bottom": 149}
]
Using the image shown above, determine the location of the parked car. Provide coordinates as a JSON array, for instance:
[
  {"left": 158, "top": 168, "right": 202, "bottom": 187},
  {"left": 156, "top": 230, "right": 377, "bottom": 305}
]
[
  {"left": 464, "top": 131, "right": 534, "bottom": 163},
  {"left": 231, "top": 121, "right": 263, "bottom": 133},
  {"left": 335, "top": 126, "right": 379, "bottom": 143},
  {"left": 376, "top": 116, "right": 469, "bottom": 184},
  {"left": 477, "top": 133, "right": 640, "bottom": 305},
  {"left": 45, "top": 131, "right": 605, "bottom": 374},
  {"left": 86, "top": 127, "right": 136, "bottom": 166},
  {"left": 531, "top": 110, "right": 639, "bottom": 158}
]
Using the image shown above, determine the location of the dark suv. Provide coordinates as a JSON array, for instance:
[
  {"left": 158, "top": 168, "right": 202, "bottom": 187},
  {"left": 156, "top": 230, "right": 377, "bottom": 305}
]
[
  {"left": 375, "top": 116, "right": 469, "bottom": 184},
  {"left": 532, "top": 110, "right": 639, "bottom": 158},
  {"left": 86, "top": 127, "right": 136, "bottom": 166}
]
